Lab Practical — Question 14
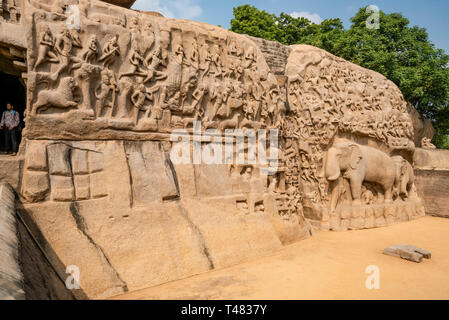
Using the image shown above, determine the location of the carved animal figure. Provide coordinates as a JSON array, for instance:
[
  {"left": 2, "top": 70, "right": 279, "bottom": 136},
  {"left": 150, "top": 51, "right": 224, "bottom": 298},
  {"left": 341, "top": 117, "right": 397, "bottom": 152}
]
[
  {"left": 325, "top": 142, "right": 397, "bottom": 204},
  {"left": 392, "top": 156, "right": 415, "bottom": 199},
  {"left": 219, "top": 114, "right": 240, "bottom": 131},
  {"left": 33, "top": 77, "right": 78, "bottom": 114}
]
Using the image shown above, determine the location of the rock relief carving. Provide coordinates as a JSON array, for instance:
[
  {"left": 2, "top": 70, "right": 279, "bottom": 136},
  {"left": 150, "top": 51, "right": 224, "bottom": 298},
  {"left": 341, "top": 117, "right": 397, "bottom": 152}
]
[
  {"left": 285, "top": 46, "right": 423, "bottom": 230},
  {"left": 1, "top": 0, "right": 21, "bottom": 23},
  {"left": 25, "top": 1, "right": 286, "bottom": 139},
  {"left": 421, "top": 137, "right": 436, "bottom": 150}
]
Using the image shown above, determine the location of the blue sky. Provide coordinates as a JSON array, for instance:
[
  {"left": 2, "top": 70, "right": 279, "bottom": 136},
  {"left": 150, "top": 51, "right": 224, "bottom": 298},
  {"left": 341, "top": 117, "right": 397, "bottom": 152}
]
[{"left": 132, "top": 0, "right": 449, "bottom": 54}]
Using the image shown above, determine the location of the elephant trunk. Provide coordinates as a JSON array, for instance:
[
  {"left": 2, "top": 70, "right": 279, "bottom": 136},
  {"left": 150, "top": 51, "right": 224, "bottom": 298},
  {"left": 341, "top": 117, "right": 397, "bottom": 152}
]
[{"left": 400, "top": 179, "right": 409, "bottom": 197}]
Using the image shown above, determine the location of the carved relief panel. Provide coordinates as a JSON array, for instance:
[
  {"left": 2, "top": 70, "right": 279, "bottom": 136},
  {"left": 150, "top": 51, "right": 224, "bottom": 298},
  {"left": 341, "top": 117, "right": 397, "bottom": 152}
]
[
  {"left": 285, "top": 45, "right": 424, "bottom": 230},
  {"left": 24, "top": 0, "right": 287, "bottom": 142}
]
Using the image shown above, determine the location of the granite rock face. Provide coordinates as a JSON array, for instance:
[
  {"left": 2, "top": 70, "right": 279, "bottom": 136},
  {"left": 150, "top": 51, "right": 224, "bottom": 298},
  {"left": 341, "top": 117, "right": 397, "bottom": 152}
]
[
  {"left": 101, "top": 0, "right": 136, "bottom": 9},
  {"left": 0, "top": 0, "right": 431, "bottom": 299},
  {"left": 414, "top": 148, "right": 449, "bottom": 218}
]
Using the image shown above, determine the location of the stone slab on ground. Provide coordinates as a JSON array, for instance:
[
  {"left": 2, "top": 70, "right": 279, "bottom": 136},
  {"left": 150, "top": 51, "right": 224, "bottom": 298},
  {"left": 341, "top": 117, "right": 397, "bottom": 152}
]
[{"left": 383, "top": 245, "right": 431, "bottom": 263}]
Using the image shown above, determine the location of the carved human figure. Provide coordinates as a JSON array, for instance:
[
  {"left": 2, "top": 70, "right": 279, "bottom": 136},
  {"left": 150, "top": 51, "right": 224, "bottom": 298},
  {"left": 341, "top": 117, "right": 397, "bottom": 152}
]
[
  {"left": 143, "top": 22, "right": 155, "bottom": 50},
  {"left": 34, "top": 25, "right": 59, "bottom": 69},
  {"left": 129, "top": 16, "right": 140, "bottom": 35},
  {"left": 119, "top": 41, "right": 147, "bottom": 79},
  {"left": 95, "top": 70, "right": 118, "bottom": 118},
  {"left": 143, "top": 46, "right": 168, "bottom": 84},
  {"left": 244, "top": 47, "right": 256, "bottom": 68},
  {"left": 200, "top": 44, "right": 212, "bottom": 79},
  {"left": 81, "top": 35, "right": 99, "bottom": 64},
  {"left": 130, "top": 78, "right": 154, "bottom": 125},
  {"left": 6, "top": 0, "right": 20, "bottom": 22},
  {"left": 98, "top": 35, "right": 120, "bottom": 69},
  {"left": 268, "top": 176, "right": 278, "bottom": 194}
]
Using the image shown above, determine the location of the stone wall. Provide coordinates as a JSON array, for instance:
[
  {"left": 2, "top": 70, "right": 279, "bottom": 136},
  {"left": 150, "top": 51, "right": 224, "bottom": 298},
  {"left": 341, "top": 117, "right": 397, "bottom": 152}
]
[
  {"left": 415, "top": 169, "right": 449, "bottom": 218},
  {"left": 0, "top": 182, "right": 25, "bottom": 300},
  {"left": 0, "top": 0, "right": 437, "bottom": 300},
  {"left": 245, "top": 36, "right": 291, "bottom": 75},
  {"left": 414, "top": 148, "right": 449, "bottom": 218}
]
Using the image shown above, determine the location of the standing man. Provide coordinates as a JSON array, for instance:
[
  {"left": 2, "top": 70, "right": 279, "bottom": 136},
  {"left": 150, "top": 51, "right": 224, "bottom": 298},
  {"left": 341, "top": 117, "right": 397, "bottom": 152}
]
[{"left": 0, "top": 103, "right": 20, "bottom": 156}]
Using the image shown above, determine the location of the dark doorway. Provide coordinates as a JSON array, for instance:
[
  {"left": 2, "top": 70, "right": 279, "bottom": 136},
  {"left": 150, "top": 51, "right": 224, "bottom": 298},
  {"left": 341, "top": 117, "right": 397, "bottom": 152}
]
[{"left": 0, "top": 71, "right": 26, "bottom": 152}]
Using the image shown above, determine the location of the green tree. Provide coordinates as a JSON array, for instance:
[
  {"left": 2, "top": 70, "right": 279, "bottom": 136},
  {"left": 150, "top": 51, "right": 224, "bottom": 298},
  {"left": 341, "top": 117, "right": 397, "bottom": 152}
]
[
  {"left": 332, "top": 9, "right": 449, "bottom": 148},
  {"left": 230, "top": 5, "right": 449, "bottom": 148},
  {"left": 230, "top": 4, "right": 280, "bottom": 42}
]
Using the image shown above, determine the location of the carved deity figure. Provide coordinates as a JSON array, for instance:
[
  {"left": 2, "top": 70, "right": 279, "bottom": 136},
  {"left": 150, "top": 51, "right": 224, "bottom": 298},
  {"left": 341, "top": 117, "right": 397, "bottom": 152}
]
[
  {"left": 34, "top": 25, "right": 59, "bottom": 69},
  {"left": 130, "top": 78, "right": 155, "bottom": 125},
  {"left": 143, "top": 46, "right": 168, "bottom": 84},
  {"left": 81, "top": 35, "right": 98, "bottom": 64},
  {"left": 95, "top": 70, "right": 118, "bottom": 118}
]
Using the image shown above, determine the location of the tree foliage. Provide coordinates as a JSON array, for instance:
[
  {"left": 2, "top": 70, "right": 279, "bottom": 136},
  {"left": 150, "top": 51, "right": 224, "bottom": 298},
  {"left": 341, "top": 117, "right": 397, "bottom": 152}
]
[{"left": 230, "top": 5, "right": 449, "bottom": 148}]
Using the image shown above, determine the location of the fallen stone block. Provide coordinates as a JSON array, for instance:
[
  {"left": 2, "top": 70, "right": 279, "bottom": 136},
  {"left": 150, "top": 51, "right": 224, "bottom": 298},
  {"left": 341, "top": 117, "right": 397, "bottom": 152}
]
[{"left": 383, "top": 245, "right": 431, "bottom": 263}]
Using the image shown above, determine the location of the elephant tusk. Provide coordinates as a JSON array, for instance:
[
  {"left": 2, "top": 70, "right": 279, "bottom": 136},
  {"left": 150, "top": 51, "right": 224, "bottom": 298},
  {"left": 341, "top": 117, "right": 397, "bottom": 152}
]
[{"left": 327, "top": 173, "right": 341, "bottom": 181}]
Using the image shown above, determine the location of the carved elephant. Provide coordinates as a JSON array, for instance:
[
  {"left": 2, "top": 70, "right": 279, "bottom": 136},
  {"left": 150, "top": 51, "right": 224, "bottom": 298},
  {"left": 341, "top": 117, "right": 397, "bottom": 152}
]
[
  {"left": 325, "top": 142, "right": 397, "bottom": 204},
  {"left": 392, "top": 156, "right": 415, "bottom": 199}
]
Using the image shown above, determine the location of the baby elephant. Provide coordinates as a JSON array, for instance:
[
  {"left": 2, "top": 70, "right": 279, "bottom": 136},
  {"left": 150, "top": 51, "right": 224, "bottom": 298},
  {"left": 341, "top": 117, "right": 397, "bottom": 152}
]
[
  {"left": 33, "top": 77, "right": 79, "bottom": 114},
  {"left": 392, "top": 156, "right": 415, "bottom": 199}
]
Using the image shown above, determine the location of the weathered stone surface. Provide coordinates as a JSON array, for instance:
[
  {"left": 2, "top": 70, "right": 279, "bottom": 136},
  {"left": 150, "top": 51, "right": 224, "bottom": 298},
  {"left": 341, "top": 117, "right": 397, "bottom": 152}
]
[
  {"left": 0, "top": 0, "right": 436, "bottom": 300},
  {"left": 21, "top": 171, "right": 50, "bottom": 203},
  {"left": 16, "top": 216, "right": 75, "bottom": 300},
  {"left": 414, "top": 148, "right": 449, "bottom": 170},
  {"left": 415, "top": 169, "right": 449, "bottom": 218},
  {"left": 383, "top": 244, "right": 431, "bottom": 263}
]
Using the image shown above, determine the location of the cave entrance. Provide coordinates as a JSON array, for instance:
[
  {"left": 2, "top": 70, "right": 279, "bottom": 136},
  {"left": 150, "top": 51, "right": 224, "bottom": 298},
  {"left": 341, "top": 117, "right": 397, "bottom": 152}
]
[{"left": 0, "top": 71, "right": 26, "bottom": 153}]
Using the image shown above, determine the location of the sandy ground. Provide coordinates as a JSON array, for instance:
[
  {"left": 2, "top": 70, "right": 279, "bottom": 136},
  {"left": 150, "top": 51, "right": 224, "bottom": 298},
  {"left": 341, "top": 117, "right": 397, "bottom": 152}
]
[{"left": 111, "top": 216, "right": 449, "bottom": 300}]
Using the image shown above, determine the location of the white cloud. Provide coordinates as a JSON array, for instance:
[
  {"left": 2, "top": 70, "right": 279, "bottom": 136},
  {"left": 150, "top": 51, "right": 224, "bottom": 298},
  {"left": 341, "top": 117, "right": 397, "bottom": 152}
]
[
  {"left": 132, "top": 0, "right": 203, "bottom": 20},
  {"left": 289, "top": 11, "right": 323, "bottom": 24}
]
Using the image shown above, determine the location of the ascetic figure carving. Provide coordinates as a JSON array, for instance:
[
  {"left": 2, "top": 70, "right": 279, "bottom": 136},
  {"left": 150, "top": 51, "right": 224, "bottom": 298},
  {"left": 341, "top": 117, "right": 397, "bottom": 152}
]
[{"left": 325, "top": 142, "right": 397, "bottom": 204}]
